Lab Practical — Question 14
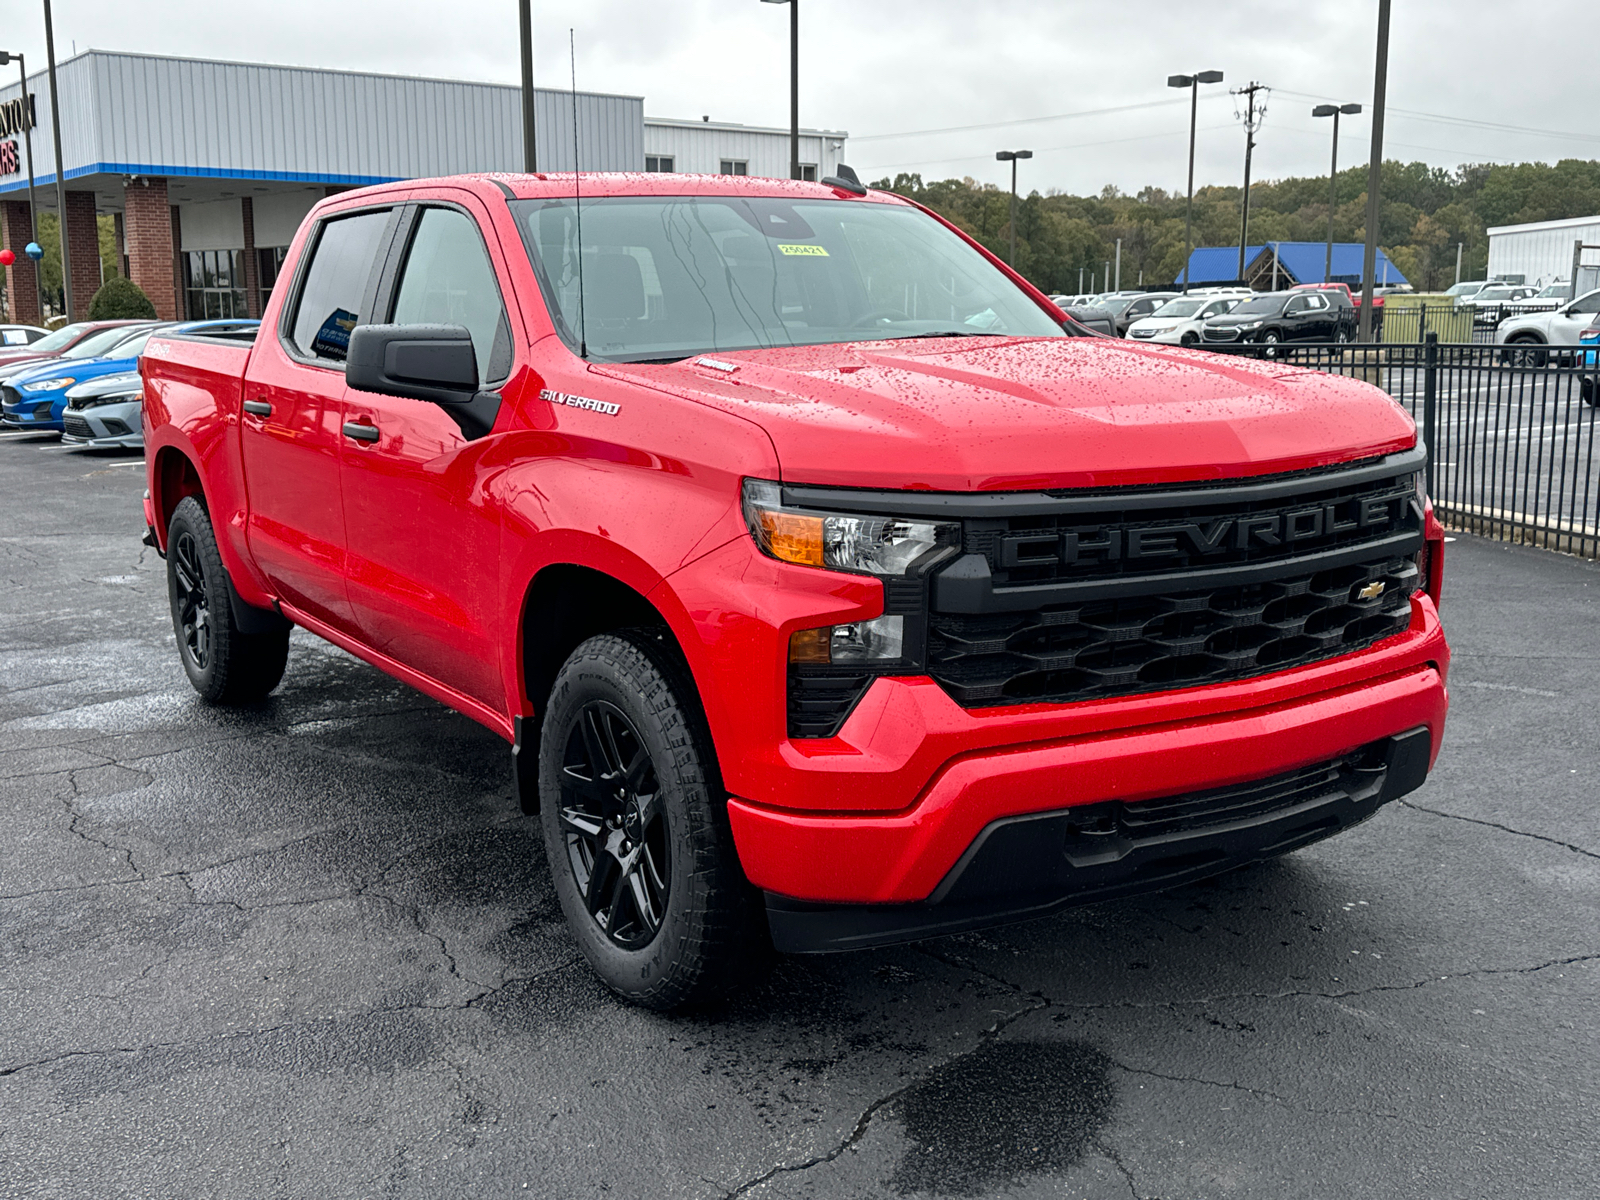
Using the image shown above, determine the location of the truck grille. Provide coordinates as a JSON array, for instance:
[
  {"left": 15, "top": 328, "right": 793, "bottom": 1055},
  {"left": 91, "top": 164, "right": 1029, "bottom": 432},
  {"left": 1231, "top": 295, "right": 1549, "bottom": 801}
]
[
  {"left": 925, "top": 451, "right": 1424, "bottom": 709},
  {"left": 928, "top": 557, "right": 1417, "bottom": 707},
  {"left": 1201, "top": 327, "right": 1242, "bottom": 341},
  {"left": 62, "top": 414, "right": 93, "bottom": 439}
]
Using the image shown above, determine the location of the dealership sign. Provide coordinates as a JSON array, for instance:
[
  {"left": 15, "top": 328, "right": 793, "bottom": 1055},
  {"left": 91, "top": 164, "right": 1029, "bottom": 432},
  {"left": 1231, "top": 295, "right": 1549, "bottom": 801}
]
[{"left": 0, "top": 93, "right": 34, "bottom": 177}]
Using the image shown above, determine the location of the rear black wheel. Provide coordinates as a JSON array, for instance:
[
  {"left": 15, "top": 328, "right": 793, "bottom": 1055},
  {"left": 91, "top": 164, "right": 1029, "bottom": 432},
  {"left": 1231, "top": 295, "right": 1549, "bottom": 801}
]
[
  {"left": 539, "top": 630, "right": 767, "bottom": 1009},
  {"left": 166, "top": 497, "right": 289, "bottom": 704},
  {"left": 1180, "top": 332, "right": 1199, "bottom": 347},
  {"left": 1505, "top": 339, "right": 1547, "bottom": 369}
]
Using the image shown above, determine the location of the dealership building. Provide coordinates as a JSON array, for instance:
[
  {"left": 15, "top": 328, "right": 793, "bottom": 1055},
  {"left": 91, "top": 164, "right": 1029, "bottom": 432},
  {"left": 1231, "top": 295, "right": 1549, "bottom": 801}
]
[{"left": 0, "top": 50, "right": 847, "bottom": 325}]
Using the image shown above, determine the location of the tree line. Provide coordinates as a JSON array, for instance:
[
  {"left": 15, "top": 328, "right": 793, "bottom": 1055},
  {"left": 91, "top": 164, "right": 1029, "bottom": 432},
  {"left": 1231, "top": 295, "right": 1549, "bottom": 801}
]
[{"left": 870, "top": 158, "right": 1600, "bottom": 294}]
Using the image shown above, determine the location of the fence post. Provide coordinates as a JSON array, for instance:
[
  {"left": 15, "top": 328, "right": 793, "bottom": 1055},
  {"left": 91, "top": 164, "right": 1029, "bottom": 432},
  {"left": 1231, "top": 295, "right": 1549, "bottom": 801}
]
[{"left": 1423, "top": 331, "right": 1439, "bottom": 498}]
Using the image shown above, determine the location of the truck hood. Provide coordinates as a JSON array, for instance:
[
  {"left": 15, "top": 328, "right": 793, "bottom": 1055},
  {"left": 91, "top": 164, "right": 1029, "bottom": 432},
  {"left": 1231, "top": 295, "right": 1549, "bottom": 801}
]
[{"left": 593, "top": 335, "right": 1415, "bottom": 492}]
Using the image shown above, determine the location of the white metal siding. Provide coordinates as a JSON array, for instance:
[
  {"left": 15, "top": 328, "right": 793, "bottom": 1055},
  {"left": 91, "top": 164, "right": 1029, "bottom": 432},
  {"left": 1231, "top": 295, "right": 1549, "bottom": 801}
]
[
  {"left": 642, "top": 121, "right": 845, "bottom": 179},
  {"left": 1487, "top": 217, "right": 1600, "bottom": 286},
  {"left": 0, "top": 50, "right": 643, "bottom": 195}
]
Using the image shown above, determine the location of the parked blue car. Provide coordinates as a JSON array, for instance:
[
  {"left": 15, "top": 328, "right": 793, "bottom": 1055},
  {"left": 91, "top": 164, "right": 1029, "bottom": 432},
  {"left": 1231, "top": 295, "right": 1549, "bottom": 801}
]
[{"left": 1, "top": 319, "right": 258, "bottom": 433}]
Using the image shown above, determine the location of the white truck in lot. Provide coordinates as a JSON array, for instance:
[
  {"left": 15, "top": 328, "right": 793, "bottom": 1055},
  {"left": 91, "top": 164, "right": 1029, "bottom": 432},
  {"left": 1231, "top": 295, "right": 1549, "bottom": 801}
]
[{"left": 1494, "top": 288, "right": 1600, "bottom": 366}]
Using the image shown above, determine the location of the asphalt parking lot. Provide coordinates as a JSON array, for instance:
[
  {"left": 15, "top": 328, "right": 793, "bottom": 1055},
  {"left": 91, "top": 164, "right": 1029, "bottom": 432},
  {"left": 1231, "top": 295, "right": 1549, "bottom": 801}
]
[{"left": 2, "top": 431, "right": 1597, "bottom": 1200}]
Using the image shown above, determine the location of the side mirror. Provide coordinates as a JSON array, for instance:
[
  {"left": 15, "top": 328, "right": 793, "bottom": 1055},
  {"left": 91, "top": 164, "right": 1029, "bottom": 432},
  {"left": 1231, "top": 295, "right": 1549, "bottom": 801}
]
[{"left": 346, "top": 323, "right": 501, "bottom": 440}]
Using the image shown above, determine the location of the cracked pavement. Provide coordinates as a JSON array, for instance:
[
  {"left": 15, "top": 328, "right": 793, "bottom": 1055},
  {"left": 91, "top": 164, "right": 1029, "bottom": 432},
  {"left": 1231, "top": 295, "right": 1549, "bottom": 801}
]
[{"left": 2, "top": 433, "right": 1597, "bottom": 1199}]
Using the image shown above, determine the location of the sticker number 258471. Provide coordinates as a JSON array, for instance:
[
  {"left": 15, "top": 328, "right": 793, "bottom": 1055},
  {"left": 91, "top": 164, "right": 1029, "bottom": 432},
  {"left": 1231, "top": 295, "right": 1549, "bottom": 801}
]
[{"left": 540, "top": 388, "right": 621, "bottom": 416}]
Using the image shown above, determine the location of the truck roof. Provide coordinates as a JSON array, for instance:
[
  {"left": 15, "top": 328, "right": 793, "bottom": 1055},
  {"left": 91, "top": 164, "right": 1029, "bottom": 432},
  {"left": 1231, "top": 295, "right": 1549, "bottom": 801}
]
[{"left": 326, "top": 172, "right": 911, "bottom": 206}]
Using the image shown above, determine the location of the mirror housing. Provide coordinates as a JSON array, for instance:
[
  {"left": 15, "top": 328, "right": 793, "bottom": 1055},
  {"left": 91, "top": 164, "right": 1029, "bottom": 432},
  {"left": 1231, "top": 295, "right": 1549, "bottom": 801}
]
[{"left": 346, "top": 323, "right": 501, "bottom": 440}]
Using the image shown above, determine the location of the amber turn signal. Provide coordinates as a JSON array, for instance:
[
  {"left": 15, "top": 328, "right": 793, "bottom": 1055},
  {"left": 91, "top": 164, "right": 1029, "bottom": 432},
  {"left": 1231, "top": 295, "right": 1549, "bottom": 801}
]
[
  {"left": 788, "top": 627, "right": 832, "bottom": 664},
  {"left": 759, "top": 510, "right": 825, "bottom": 567}
]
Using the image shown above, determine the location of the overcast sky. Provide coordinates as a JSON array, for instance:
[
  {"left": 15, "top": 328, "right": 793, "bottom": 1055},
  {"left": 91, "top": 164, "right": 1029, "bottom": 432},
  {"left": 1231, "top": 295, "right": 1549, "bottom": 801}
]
[{"left": 27, "top": 0, "right": 1600, "bottom": 195}]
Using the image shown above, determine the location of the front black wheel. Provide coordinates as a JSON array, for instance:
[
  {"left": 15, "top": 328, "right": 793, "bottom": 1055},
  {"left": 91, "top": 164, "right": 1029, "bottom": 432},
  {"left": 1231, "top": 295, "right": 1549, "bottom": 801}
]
[
  {"left": 539, "top": 630, "right": 766, "bottom": 1009},
  {"left": 1259, "top": 329, "right": 1283, "bottom": 358},
  {"left": 166, "top": 496, "right": 289, "bottom": 704}
]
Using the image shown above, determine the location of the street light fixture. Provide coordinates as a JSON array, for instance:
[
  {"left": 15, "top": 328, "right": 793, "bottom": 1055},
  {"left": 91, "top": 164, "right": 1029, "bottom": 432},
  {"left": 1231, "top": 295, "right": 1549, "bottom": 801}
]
[
  {"left": 760, "top": 0, "right": 801, "bottom": 180},
  {"left": 1167, "top": 69, "right": 1223, "bottom": 294},
  {"left": 995, "top": 149, "right": 1032, "bottom": 268},
  {"left": 1312, "top": 102, "right": 1362, "bottom": 286},
  {"left": 0, "top": 49, "right": 42, "bottom": 320}
]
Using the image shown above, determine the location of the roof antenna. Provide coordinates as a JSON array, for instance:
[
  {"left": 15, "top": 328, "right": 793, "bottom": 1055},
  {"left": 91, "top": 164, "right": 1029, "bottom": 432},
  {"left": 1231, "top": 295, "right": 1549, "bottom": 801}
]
[{"left": 569, "top": 28, "right": 587, "bottom": 359}]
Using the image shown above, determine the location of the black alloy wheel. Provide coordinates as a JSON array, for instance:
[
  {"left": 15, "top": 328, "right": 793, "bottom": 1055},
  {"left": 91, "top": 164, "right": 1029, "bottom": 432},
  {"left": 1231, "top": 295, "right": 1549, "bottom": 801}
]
[
  {"left": 1506, "top": 340, "right": 1548, "bottom": 369},
  {"left": 165, "top": 496, "right": 290, "bottom": 704},
  {"left": 538, "top": 630, "right": 768, "bottom": 1009},
  {"left": 557, "top": 701, "right": 670, "bottom": 950},
  {"left": 171, "top": 529, "right": 212, "bottom": 671}
]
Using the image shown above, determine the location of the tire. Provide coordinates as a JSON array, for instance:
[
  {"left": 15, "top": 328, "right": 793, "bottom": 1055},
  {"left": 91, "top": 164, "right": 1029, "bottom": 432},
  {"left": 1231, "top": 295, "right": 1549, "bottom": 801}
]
[
  {"left": 1582, "top": 377, "right": 1598, "bottom": 408},
  {"left": 1179, "top": 332, "right": 1199, "bottom": 347},
  {"left": 1504, "top": 338, "right": 1547, "bottom": 369},
  {"left": 166, "top": 496, "right": 289, "bottom": 704},
  {"left": 1259, "top": 329, "right": 1282, "bottom": 358},
  {"left": 539, "top": 630, "right": 767, "bottom": 1010}
]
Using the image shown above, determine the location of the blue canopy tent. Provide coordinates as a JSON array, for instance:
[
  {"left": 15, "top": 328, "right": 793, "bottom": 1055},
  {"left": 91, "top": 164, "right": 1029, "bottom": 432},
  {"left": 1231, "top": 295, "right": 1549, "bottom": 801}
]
[{"left": 1176, "top": 242, "right": 1409, "bottom": 289}]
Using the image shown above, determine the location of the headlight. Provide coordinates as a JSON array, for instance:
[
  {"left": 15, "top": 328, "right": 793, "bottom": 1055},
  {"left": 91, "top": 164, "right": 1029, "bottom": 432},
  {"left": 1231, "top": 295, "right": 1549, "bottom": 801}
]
[
  {"left": 76, "top": 391, "right": 142, "bottom": 409},
  {"left": 742, "top": 479, "right": 958, "bottom": 576},
  {"left": 789, "top": 615, "right": 905, "bottom": 664},
  {"left": 32, "top": 376, "right": 76, "bottom": 391},
  {"left": 1239, "top": 321, "right": 1263, "bottom": 330}
]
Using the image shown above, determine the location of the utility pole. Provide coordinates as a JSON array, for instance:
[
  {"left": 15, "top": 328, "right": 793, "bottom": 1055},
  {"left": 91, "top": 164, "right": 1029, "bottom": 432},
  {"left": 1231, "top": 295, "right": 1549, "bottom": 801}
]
[
  {"left": 1168, "top": 70, "right": 1223, "bottom": 295},
  {"left": 1359, "top": 0, "right": 1391, "bottom": 342},
  {"left": 1114, "top": 238, "right": 1122, "bottom": 290},
  {"left": 995, "top": 149, "right": 1032, "bottom": 266},
  {"left": 1078, "top": 266, "right": 1084, "bottom": 293},
  {"left": 42, "top": 0, "right": 72, "bottom": 320},
  {"left": 518, "top": 0, "right": 536, "bottom": 171},
  {"left": 1455, "top": 242, "right": 1463, "bottom": 286},
  {"left": 760, "top": 0, "right": 801, "bottom": 179},
  {"left": 1232, "top": 81, "right": 1268, "bottom": 284}
]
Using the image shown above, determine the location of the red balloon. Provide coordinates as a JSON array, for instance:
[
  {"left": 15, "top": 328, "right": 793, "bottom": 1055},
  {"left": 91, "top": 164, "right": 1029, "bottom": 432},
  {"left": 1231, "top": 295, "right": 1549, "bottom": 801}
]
[{"left": 0, "top": 249, "right": 15, "bottom": 267}]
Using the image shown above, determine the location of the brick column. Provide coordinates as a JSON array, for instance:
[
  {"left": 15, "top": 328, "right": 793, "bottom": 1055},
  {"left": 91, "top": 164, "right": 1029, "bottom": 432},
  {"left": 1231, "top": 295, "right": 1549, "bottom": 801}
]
[
  {"left": 64, "top": 190, "right": 101, "bottom": 318},
  {"left": 240, "top": 197, "right": 261, "bottom": 319},
  {"left": 2, "top": 200, "right": 42, "bottom": 326},
  {"left": 123, "top": 177, "right": 178, "bottom": 321}
]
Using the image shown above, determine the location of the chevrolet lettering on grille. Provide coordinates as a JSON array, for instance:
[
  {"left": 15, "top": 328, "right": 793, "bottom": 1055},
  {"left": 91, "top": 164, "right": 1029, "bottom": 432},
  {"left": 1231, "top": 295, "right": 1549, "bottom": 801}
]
[{"left": 997, "top": 485, "right": 1415, "bottom": 569}]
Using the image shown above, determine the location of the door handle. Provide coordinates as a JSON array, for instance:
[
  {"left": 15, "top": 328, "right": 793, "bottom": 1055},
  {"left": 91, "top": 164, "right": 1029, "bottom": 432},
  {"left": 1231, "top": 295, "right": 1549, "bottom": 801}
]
[
  {"left": 342, "top": 421, "right": 380, "bottom": 443},
  {"left": 242, "top": 399, "right": 272, "bottom": 417}
]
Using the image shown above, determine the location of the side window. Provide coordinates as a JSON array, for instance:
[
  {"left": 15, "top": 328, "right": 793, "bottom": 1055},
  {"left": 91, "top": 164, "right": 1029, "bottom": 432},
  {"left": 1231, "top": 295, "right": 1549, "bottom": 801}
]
[
  {"left": 390, "top": 207, "right": 512, "bottom": 384},
  {"left": 1286, "top": 297, "right": 1308, "bottom": 314},
  {"left": 287, "top": 209, "right": 392, "bottom": 362},
  {"left": 1570, "top": 292, "right": 1600, "bottom": 316}
]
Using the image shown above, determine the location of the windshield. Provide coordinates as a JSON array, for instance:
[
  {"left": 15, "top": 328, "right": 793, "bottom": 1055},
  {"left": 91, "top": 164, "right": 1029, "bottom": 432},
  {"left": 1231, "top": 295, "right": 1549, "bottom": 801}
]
[
  {"left": 1230, "top": 294, "right": 1286, "bottom": 315},
  {"left": 1476, "top": 287, "right": 1513, "bottom": 301},
  {"left": 106, "top": 330, "right": 160, "bottom": 358},
  {"left": 1446, "top": 283, "right": 1483, "bottom": 297},
  {"left": 510, "top": 196, "right": 1065, "bottom": 361},
  {"left": 63, "top": 325, "right": 152, "bottom": 359},
  {"left": 1151, "top": 297, "right": 1206, "bottom": 318},
  {"left": 24, "top": 322, "right": 93, "bottom": 355},
  {"left": 1538, "top": 284, "right": 1570, "bottom": 298}
]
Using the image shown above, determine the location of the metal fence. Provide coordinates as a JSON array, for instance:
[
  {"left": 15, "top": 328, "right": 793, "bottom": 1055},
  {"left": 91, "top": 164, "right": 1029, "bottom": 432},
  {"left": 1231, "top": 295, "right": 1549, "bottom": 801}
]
[
  {"left": 1379, "top": 303, "right": 1559, "bottom": 345},
  {"left": 1208, "top": 334, "right": 1600, "bottom": 559}
]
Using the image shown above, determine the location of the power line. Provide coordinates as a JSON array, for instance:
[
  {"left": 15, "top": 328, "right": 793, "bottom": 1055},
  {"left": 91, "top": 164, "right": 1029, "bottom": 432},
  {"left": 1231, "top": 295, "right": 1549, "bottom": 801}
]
[
  {"left": 850, "top": 96, "right": 1210, "bottom": 143},
  {"left": 1275, "top": 88, "right": 1600, "bottom": 146},
  {"left": 855, "top": 124, "right": 1236, "bottom": 176}
]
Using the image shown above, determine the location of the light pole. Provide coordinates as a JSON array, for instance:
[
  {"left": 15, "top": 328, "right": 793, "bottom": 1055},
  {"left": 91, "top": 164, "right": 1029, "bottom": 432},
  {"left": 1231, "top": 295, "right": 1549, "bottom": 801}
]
[
  {"left": 760, "top": 0, "right": 800, "bottom": 179},
  {"left": 1312, "top": 102, "right": 1361, "bottom": 284},
  {"left": 1359, "top": 0, "right": 1392, "bottom": 342},
  {"left": 995, "top": 149, "right": 1032, "bottom": 267},
  {"left": 518, "top": 0, "right": 536, "bottom": 171},
  {"left": 1167, "top": 69, "right": 1223, "bottom": 293},
  {"left": 0, "top": 50, "right": 42, "bottom": 319},
  {"left": 42, "top": 0, "right": 73, "bottom": 320}
]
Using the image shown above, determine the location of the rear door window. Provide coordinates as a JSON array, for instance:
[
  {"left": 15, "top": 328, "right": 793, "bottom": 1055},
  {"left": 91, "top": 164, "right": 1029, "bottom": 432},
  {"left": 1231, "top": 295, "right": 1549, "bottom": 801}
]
[{"left": 287, "top": 209, "right": 393, "bottom": 363}]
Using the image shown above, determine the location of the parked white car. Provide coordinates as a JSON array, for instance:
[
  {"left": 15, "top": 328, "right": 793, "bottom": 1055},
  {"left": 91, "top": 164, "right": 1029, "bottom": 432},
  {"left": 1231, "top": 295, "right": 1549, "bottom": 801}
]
[
  {"left": 1494, "top": 288, "right": 1600, "bottom": 366},
  {"left": 1126, "top": 291, "right": 1250, "bottom": 346}
]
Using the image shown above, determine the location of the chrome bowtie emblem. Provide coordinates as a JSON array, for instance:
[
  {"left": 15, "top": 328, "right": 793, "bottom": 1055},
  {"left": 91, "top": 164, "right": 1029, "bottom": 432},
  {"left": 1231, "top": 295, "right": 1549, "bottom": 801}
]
[{"left": 1357, "top": 581, "right": 1387, "bottom": 601}]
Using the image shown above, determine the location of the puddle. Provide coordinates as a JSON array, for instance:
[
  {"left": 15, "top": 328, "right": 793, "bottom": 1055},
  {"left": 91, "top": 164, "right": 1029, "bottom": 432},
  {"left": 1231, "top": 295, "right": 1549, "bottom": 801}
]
[{"left": 889, "top": 1038, "right": 1115, "bottom": 1196}]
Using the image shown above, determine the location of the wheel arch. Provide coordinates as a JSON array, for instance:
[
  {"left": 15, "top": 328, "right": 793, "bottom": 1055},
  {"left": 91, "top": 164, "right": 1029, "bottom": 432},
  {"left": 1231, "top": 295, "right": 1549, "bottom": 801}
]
[{"left": 150, "top": 444, "right": 207, "bottom": 550}]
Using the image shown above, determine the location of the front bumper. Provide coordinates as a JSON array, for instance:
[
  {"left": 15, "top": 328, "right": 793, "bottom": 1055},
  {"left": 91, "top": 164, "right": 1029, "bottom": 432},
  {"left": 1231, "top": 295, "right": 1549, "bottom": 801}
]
[
  {"left": 60, "top": 402, "right": 144, "bottom": 449},
  {"left": 0, "top": 396, "right": 63, "bottom": 430},
  {"left": 765, "top": 724, "right": 1433, "bottom": 952}
]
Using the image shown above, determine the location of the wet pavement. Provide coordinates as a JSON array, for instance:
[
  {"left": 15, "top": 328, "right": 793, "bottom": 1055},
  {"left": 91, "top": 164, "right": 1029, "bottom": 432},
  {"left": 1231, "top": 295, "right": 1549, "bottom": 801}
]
[{"left": 2, "top": 431, "right": 1597, "bottom": 1199}]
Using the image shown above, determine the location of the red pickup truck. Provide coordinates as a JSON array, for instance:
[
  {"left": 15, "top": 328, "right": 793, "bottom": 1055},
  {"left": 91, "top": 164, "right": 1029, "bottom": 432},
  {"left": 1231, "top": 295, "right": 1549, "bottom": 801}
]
[{"left": 141, "top": 171, "right": 1449, "bottom": 1009}]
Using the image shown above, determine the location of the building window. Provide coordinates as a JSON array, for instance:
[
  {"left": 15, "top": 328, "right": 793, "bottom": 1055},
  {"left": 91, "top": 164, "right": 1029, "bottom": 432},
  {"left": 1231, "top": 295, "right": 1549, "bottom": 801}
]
[
  {"left": 257, "top": 246, "right": 289, "bottom": 308},
  {"left": 801, "top": 164, "right": 817, "bottom": 182},
  {"left": 644, "top": 155, "right": 675, "bottom": 173},
  {"left": 183, "top": 249, "right": 248, "bottom": 320},
  {"left": 719, "top": 160, "right": 748, "bottom": 176}
]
